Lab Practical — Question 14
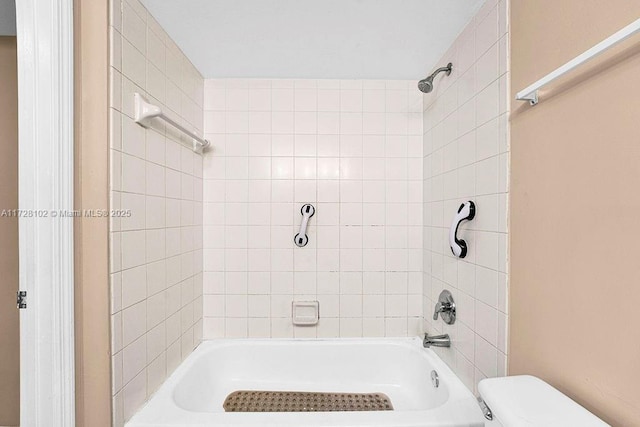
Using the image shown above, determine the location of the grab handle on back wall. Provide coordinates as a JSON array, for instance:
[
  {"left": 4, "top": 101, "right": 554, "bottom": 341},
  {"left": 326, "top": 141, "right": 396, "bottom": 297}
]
[
  {"left": 294, "top": 204, "right": 315, "bottom": 247},
  {"left": 449, "top": 201, "right": 475, "bottom": 258}
]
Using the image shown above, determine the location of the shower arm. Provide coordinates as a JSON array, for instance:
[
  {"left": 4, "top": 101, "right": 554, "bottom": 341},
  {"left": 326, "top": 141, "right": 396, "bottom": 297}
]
[{"left": 429, "top": 64, "right": 452, "bottom": 79}]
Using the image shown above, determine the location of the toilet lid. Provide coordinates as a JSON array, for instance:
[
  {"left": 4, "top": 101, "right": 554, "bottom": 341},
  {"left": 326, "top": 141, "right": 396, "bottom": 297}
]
[{"left": 478, "top": 375, "right": 610, "bottom": 427}]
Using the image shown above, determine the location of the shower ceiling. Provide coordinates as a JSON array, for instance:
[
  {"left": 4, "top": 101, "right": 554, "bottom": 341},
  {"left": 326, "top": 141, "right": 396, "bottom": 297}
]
[{"left": 140, "top": 0, "right": 485, "bottom": 80}]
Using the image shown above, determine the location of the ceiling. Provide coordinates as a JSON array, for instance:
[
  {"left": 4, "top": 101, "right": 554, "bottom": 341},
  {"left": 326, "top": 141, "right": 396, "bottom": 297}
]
[{"left": 141, "top": 0, "right": 485, "bottom": 80}]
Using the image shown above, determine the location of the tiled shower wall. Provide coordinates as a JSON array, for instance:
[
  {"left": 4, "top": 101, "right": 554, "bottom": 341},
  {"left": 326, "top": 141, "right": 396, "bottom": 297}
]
[
  {"left": 202, "top": 79, "right": 424, "bottom": 338},
  {"left": 422, "top": 0, "right": 509, "bottom": 392},
  {"left": 108, "top": 0, "right": 204, "bottom": 424}
]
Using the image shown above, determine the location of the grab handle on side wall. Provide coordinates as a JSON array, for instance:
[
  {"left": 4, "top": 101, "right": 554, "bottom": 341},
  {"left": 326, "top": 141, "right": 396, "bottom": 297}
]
[
  {"left": 294, "top": 204, "right": 315, "bottom": 247},
  {"left": 449, "top": 201, "right": 475, "bottom": 258}
]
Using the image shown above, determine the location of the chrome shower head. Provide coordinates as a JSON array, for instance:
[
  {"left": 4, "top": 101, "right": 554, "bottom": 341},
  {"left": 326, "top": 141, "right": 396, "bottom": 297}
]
[
  {"left": 418, "top": 62, "right": 453, "bottom": 93},
  {"left": 418, "top": 77, "right": 434, "bottom": 93}
]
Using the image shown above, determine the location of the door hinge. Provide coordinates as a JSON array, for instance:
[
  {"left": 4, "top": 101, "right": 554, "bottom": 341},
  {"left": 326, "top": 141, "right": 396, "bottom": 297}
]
[{"left": 17, "top": 291, "right": 27, "bottom": 309}]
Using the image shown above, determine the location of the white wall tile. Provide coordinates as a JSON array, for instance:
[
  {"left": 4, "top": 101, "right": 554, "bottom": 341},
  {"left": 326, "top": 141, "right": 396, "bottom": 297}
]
[
  {"left": 109, "top": 0, "right": 204, "bottom": 423},
  {"left": 203, "top": 78, "right": 422, "bottom": 338},
  {"left": 422, "top": 2, "right": 509, "bottom": 393}
]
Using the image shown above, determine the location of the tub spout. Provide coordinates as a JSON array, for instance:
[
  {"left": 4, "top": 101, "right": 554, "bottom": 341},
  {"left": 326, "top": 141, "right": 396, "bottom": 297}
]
[{"left": 423, "top": 333, "right": 450, "bottom": 348}]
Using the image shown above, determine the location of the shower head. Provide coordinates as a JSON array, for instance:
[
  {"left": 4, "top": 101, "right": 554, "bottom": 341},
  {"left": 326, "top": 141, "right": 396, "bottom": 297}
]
[
  {"left": 418, "top": 77, "right": 434, "bottom": 93},
  {"left": 418, "top": 62, "right": 453, "bottom": 93}
]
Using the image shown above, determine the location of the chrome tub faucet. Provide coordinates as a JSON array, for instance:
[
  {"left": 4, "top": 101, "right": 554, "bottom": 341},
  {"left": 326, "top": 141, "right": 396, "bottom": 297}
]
[{"left": 423, "top": 333, "right": 451, "bottom": 348}]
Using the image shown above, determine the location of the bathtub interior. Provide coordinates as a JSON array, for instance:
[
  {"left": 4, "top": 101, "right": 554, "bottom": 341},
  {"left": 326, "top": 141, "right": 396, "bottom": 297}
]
[{"left": 172, "top": 340, "right": 450, "bottom": 413}]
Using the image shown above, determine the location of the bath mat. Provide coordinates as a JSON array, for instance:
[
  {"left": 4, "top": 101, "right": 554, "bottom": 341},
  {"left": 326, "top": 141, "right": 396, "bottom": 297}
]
[{"left": 223, "top": 390, "right": 394, "bottom": 412}]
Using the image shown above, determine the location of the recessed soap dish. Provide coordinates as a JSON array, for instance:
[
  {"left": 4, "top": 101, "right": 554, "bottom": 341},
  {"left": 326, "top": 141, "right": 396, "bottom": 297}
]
[{"left": 292, "top": 301, "right": 319, "bottom": 326}]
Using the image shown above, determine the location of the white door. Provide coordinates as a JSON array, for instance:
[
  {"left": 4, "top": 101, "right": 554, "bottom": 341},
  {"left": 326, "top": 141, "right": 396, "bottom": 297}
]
[{"left": 15, "top": 0, "right": 76, "bottom": 425}]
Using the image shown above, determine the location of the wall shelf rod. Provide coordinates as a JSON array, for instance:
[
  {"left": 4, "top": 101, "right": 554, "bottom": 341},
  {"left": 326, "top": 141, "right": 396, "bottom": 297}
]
[{"left": 516, "top": 18, "right": 640, "bottom": 105}]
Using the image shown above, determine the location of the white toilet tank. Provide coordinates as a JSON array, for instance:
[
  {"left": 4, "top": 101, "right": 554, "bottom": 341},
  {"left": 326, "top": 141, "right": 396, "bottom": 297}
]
[{"left": 478, "top": 375, "right": 610, "bottom": 427}]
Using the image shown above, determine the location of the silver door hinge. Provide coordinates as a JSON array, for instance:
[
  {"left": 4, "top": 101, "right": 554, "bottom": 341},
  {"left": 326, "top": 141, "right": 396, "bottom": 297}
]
[{"left": 17, "top": 291, "right": 27, "bottom": 309}]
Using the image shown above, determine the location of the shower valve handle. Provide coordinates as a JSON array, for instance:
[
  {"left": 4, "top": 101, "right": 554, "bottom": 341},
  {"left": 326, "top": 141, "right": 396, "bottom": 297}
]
[
  {"left": 433, "top": 290, "right": 456, "bottom": 325},
  {"left": 433, "top": 301, "right": 453, "bottom": 321}
]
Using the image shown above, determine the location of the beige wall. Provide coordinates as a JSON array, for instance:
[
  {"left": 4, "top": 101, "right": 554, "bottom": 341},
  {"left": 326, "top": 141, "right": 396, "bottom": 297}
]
[
  {"left": 0, "top": 35, "right": 20, "bottom": 427},
  {"left": 74, "top": 0, "right": 112, "bottom": 426},
  {"left": 510, "top": 1, "right": 640, "bottom": 425}
]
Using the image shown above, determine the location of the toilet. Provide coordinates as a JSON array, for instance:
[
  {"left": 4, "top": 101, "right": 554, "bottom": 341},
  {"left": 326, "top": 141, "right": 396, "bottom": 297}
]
[{"left": 478, "top": 375, "right": 610, "bottom": 426}]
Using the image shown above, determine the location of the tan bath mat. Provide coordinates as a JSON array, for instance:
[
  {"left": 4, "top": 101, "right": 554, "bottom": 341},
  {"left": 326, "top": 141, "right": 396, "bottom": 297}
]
[{"left": 223, "top": 390, "right": 394, "bottom": 412}]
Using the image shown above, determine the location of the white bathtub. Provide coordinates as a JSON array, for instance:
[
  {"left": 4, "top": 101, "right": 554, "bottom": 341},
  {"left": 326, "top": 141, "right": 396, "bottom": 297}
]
[{"left": 127, "top": 337, "right": 484, "bottom": 427}]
